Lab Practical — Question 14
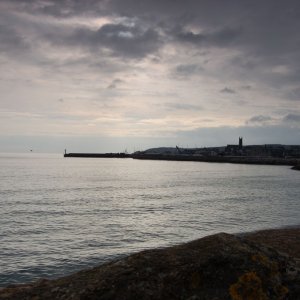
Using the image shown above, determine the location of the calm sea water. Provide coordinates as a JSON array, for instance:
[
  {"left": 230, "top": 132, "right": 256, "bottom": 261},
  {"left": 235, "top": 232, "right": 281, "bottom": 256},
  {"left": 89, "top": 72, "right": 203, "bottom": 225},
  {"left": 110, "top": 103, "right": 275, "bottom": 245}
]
[{"left": 0, "top": 153, "right": 299, "bottom": 287}]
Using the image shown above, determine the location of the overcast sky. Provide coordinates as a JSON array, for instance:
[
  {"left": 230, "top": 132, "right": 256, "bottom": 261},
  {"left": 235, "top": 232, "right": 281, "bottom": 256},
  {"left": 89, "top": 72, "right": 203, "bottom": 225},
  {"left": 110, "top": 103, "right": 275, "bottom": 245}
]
[{"left": 0, "top": 0, "right": 299, "bottom": 153}]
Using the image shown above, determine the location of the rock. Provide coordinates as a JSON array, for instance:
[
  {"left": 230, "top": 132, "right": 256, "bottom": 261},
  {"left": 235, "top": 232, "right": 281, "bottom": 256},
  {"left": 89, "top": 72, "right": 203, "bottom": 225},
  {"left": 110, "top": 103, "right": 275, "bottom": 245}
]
[{"left": 0, "top": 230, "right": 299, "bottom": 299}]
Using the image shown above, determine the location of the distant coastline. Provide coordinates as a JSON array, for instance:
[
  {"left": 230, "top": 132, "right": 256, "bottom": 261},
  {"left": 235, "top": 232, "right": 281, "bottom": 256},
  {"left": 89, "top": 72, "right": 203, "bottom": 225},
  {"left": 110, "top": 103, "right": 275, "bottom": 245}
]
[
  {"left": 64, "top": 139, "right": 300, "bottom": 167},
  {"left": 131, "top": 153, "right": 300, "bottom": 166},
  {"left": 64, "top": 152, "right": 300, "bottom": 167}
]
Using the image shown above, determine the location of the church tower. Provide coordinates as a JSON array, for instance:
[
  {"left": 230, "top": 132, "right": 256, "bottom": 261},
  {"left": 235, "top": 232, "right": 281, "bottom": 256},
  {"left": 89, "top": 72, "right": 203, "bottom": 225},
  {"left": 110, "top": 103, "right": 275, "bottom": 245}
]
[{"left": 239, "top": 137, "right": 243, "bottom": 149}]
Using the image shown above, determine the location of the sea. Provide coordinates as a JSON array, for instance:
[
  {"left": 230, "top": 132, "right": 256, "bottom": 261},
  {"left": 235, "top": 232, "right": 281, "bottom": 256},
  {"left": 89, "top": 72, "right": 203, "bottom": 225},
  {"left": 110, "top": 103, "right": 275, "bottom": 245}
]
[{"left": 0, "top": 153, "right": 299, "bottom": 287}]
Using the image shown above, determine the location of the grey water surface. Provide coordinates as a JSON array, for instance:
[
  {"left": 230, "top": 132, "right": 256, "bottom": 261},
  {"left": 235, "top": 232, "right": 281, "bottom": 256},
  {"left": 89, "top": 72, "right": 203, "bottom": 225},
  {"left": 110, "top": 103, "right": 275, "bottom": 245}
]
[{"left": 0, "top": 153, "right": 299, "bottom": 286}]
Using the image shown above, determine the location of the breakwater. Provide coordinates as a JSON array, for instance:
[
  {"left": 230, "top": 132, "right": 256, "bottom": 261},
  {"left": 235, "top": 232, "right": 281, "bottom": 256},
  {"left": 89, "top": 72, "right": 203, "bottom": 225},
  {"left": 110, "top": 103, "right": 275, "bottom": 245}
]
[{"left": 64, "top": 153, "right": 130, "bottom": 158}]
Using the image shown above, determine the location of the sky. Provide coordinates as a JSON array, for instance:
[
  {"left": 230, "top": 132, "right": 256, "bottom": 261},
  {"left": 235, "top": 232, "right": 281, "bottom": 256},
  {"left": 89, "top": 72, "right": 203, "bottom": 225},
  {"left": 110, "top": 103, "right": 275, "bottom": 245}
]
[{"left": 0, "top": 0, "right": 299, "bottom": 153}]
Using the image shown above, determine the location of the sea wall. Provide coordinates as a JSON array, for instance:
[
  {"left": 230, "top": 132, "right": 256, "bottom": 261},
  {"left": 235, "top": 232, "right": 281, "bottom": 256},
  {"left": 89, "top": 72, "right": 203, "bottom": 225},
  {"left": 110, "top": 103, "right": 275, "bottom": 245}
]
[{"left": 64, "top": 153, "right": 131, "bottom": 158}]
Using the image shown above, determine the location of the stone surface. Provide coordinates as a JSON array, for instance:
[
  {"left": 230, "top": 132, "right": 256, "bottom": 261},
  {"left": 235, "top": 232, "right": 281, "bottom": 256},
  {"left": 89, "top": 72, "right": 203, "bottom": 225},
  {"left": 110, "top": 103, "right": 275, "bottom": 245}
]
[
  {"left": 291, "top": 165, "right": 300, "bottom": 170},
  {"left": 0, "top": 229, "right": 299, "bottom": 300}
]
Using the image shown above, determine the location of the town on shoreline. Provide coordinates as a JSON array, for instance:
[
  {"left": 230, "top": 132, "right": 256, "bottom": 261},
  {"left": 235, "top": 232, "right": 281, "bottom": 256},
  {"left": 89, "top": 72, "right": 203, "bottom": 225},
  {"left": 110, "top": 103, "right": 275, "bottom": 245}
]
[{"left": 64, "top": 137, "right": 300, "bottom": 167}]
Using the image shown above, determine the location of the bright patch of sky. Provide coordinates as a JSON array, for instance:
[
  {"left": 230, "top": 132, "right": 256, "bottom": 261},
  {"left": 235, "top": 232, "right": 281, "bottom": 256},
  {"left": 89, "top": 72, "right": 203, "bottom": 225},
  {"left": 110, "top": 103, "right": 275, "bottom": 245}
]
[{"left": 0, "top": 0, "right": 299, "bottom": 152}]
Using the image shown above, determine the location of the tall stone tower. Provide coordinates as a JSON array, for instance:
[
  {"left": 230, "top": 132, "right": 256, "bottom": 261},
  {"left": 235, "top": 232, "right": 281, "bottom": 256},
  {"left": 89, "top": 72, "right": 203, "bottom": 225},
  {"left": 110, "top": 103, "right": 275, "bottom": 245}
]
[{"left": 239, "top": 137, "right": 243, "bottom": 149}]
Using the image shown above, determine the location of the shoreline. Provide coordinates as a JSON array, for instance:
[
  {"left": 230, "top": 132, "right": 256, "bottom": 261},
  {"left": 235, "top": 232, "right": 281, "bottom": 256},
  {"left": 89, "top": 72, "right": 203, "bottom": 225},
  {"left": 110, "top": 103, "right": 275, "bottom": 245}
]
[
  {"left": 64, "top": 152, "right": 300, "bottom": 167},
  {"left": 1, "top": 226, "right": 299, "bottom": 299},
  {"left": 131, "top": 153, "right": 300, "bottom": 166}
]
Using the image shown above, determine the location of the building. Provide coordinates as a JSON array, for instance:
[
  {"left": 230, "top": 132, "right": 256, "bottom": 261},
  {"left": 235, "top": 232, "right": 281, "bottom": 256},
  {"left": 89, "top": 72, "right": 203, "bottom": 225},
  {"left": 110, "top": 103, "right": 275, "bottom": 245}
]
[{"left": 225, "top": 137, "right": 243, "bottom": 156}]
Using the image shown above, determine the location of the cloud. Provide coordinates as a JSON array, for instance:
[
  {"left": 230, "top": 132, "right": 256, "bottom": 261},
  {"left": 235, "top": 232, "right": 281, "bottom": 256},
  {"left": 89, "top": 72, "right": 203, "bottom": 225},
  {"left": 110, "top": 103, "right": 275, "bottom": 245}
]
[
  {"left": 283, "top": 114, "right": 300, "bottom": 123},
  {"left": 246, "top": 114, "right": 300, "bottom": 127},
  {"left": 107, "top": 78, "right": 123, "bottom": 89},
  {"left": 285, "top": 87, "right": 300, "bottom": 101},
  {"left": 51, "top": 22, "right": 163, "bottom": 59},
  {"left": 1, "top": 0, "right": 106, "bottom": 18},
  {"left": 0, "top": 21, "right": 30, "bottom": 57},
  {"left": 246, "top": 115, "right": 274, "bottom": 125},
  {"left": 174, "top": 64, "right": 204, "bottom": 77},
  {"left": 0, "top": 0, "right": 300, "bottom": 151},
  {"left": 240, "top": 85, "right": 252, "bottom": 90},
  {"left": 164, "top": 102, "right": 203, "bottom": 111},
  {"left": 176, "top": 27, "right": 242, "bottom": 48},
  {"left": 220, "top": 87, "right": 236, "bottom": 94}
]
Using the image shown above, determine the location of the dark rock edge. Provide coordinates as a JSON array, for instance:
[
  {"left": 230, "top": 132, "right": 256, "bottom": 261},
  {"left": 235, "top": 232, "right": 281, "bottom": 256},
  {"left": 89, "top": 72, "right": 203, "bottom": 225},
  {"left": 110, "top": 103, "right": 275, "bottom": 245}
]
[{"left": 0, "top": 228, "right": 299, "bottom": 300}]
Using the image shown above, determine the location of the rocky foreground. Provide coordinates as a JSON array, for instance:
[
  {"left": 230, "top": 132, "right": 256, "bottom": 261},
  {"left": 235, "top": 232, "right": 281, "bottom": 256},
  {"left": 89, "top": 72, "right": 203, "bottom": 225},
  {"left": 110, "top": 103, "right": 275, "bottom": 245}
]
[
  {"left": 0, "top": 228, "right": 299, "bottom": 300},
  {"left": 291, "top": 165, "right": 300, "bottom": 170}
]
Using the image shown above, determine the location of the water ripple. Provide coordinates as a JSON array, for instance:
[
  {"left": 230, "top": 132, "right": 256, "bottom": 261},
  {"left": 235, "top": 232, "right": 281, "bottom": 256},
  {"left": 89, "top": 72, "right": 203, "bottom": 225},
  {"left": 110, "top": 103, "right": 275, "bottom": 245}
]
[{"left": 0, "top": 154, "right": 299, "bottom": 287}]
